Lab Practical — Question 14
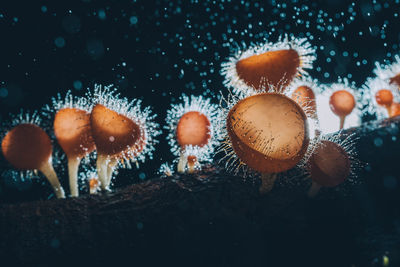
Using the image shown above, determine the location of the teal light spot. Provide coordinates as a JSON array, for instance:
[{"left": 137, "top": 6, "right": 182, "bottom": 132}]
[
  {"left": 98, "top": 9, "right": 106, "bottom": 20},
  {"left": 0, "top": 88, "right": 8, "bottom": 98},
  {"left": 41, "top": 6, "right": 47, "bottom": 13},
  {"left": 130, "top": 16, "right": 138, "bottom": 25},
  {"left": 73, "top": 80, "right": 82, "bottom": 90},
  {"left": 139, "top": 172, "right": 146, "bottom": 180},
  {"left": 54, "top": 37, "right": 65, "bottom": 48}
]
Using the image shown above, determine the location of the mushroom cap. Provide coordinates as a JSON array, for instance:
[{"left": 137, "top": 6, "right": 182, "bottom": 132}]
[
  {"left": 227, "top": 93, "right": 309, "bottom": 173},
  {"left": 54, "top": 108, "right": 95, "bottom": 158},
  {"left": 90, "top": 104, "right": 142, "bottom": 156},
  {"left": 375, "top": 89, "right": 393, "bottom": 107},
  {"left": 329, "top": 90, "right": 356, "bottom": 117},
  {"left": 236, "top": 49, "right": 300, "bottom": 91},
  {"left": 309, "top": 140, "right": 351, "bottom": 187},
  {"left": 176, "top": 111, "right": 211, "bottom": 148},
  {"left": 390, "top": 102, "right": 400, "bottom": 117},
  {"left": 1, "top": 123, "right": 53, "bottom": 170},
  {"left": 291, "top": 85, "right": 317, "bottom": 117},
  {"left": 390, "top": 73, "right": 400, "bottom": 87}
]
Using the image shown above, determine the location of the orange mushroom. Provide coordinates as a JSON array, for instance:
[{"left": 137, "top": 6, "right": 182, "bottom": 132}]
[
  {"left": 227, "top": 93, "right": 309, "bottom": 193},
  {"left": 1, "top": 124, "right": 65, "bottom": 198},
  {"left": 236, "top": 49, "right": 300, "bottom": 91},
  {"left": 375, "top": 89, "right": 394, "bottom": 117},
  {"left": 307, "top": 140, "right": 351, "bottom": 197},
  {"left": 389, "top": 73, "right": 400, "bottom": 87},
  {"left": 89, "top": 177, "right": 100, "bottom": 194},
  {"left": 329, "top": 90, "right": 356, "bottom": 129},
  {"left": 90, "top": 104, "right": 143, "bottom": 190},
  {"left": 54, "top": 108, "right": 95, "bottom": 197},
  {"left": 390, "top": 102, "right": 400, "bottom": 117},
  {"left": 176, "top": 111, "right": 211, "bottom": 173},
  {"left": 291, "top": 85, "right": 317, "bottom": 119}
]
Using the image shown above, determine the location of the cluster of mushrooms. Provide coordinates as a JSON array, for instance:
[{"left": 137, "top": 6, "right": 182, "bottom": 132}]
[{"left": 1, "top": 34, "right": 400, "bottom": 199}]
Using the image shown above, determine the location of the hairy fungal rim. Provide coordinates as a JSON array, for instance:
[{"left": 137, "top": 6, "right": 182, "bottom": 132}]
[
  {"left": 165, "top": 94, "right": 224, "bottom": 163},
  {"left": 221, "top": 92, "right": 309, "bottom": 175},
  {"left": 362, "top": 77, "right": 400, "bottom": 119},
  {"left": 221, "top": 34, "right": 316, "bottom": 97},
  {"left": 87, "top": 84, "right": 161, "bottom": 165},
  {"left": 0, "top": 110, "right": 48, "bottom": 180},
  {"left": 374, "top": 54, "right": 400, "bottom": 85}
]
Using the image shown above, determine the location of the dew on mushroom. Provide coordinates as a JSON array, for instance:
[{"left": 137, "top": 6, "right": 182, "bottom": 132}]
[
  {"left": 305, "top": 134, "right": 358, "bottom": 197},
  {"left": 88, "top": 84, "right": 160, "bottom": 190},
  {"left": 325, "top": 78, "right": 360, "bottom": 130},
  {"left": 221, "top": 35, "right": 316, "bottom": 97},
  {"left": 288, "top": 76, "right": 322, "bottom": 138},
  {"left": 374, "top": 55, "right": 400, "bottom": 87},
  {"left": 45, "top": 92, "right": 95, "bottom": 197},
  {"left": 1, "top": 111, "right": 65, "bottom": 198},
  {"left": 165, "top": 94, "right": 223, "bottom": 174},
  {"left": 225, "top": 92, "right": 309, "bottom": 193},
  {"left": 362, "top": 77, "right": 400, "bottom": 120}
]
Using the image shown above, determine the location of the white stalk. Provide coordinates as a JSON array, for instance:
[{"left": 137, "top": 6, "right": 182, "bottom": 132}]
[
  {"left": 68, "top": 156, "right": 81, "bottom": 197},
  {"left": 307, "top": 181, "right": 322, "bottom": 198},
  {"left": 39, "top": 159, "right": 65, "bottom": 199},
  {"left": 96, "top": 153, "right": 109, "bottom": 191},
  {"left": 177, "top": 151, "right": 187, "bottom": 173},
  {"left": 105, "top": 158, "right": 118, "bottom": 189},
  {"left": 339, "top": 116, "right": 345, "bottom": 130},
  {"left": 187, "top": 157, "right": 199, "bottom": 174},
  {"left": 89, "top": 178, "right": 99, "bottom": 194},
  {"left": 259, "top": 173, "right": 278, "bottom": 194},
  {"left": 187, "top": 162, "right": 195, "bottom": 174}
]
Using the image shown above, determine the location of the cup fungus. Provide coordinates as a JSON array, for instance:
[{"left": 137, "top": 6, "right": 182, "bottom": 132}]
[
  {"left": 53, "top": 107, "right": 95, "bottom": 197},
  {"left": 362, "top": 77, "right": 400, "bottom": 120},
  {"left": 329, "top": 90, "right": 356, "bottom": 130},
  {"left": 287, "top": 76, "right": 322, "bottom": 138},
  {"left": 307, "top": 137, "right": 355, "bottom": 197},
  {"left": 165, "top": 94, "right": 223, "bottom": 173},
  {"left": 176, "top": 111, "right": 210, "bottom": 172},
  {"left": 374, "top": 55, "right": 400, "bottom": 87},
  {"left": 222, "top": 35, "right": 316, "bottom": 97},
  {"left": 390, "top": 102, "right": 400, "bottom": 117},
  {"left": 226, "top": 93, "right": 309, "bottom": 193},
  {"left": 375, "top": 89, "right": 394, "bottom": 116},
  {"left": 291, "top": 85, "right": 317, "bottom": 118},
  {"left": 88, "top": 85, "right": 160, "bottom": 190},
  {"left": 1, "top": 119, "right": 65, "bottom": 198},
  {"left": 89, "top": 177, "right": 100, "bottom": 194}
]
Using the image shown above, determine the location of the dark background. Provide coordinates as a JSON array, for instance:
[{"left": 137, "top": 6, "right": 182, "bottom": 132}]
[
  {"left": 1, "top": 0, "right": 399, "bottom": 201},
  {"left": 0, "top": 1, "right": 400, "bottom": 266}
]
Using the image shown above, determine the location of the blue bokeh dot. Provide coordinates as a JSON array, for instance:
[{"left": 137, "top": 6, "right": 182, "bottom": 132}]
[
  {"left": 73, "top": 80, "right": 82, "bottom": 90},
  {"left": 54, "top": 37, "right": 66, "bottom": 48}
]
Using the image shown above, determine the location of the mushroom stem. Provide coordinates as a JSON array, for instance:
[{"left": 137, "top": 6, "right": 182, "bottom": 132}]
[
  {"left": 68, "top": 156, "right": 81, "bottom": 197},
  {"left": 96, "top": 153, "right": 110, "bottom": 191},
  {"left": 39, "top": 159, "right": 65, "bottom": 199},
  {"left": 177, "top": 152, "right": 187, "bottom": 173},
  {"left": 89, "top": 178, "right": 99, "bottom": 194},
  {"left": 312, "top": 114, "right": 322, "bottom": 138},
  {"left": 307, "top": 181, "right": 322, "bottom": 198},
  {"left": 339, "top": 116, "right": 345, "bottom": 130},
  {"left": 386, "top": 106, "right": 392, "bottom": 118},
  {"left": 187, "top": 155, "right": 198, "bottom": 174},
  {"left": 104, "top": 158, "right": 118, "bottom": 189},
  {"left": 259, "top": 173, "right": 278, "bottom": 194}
]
